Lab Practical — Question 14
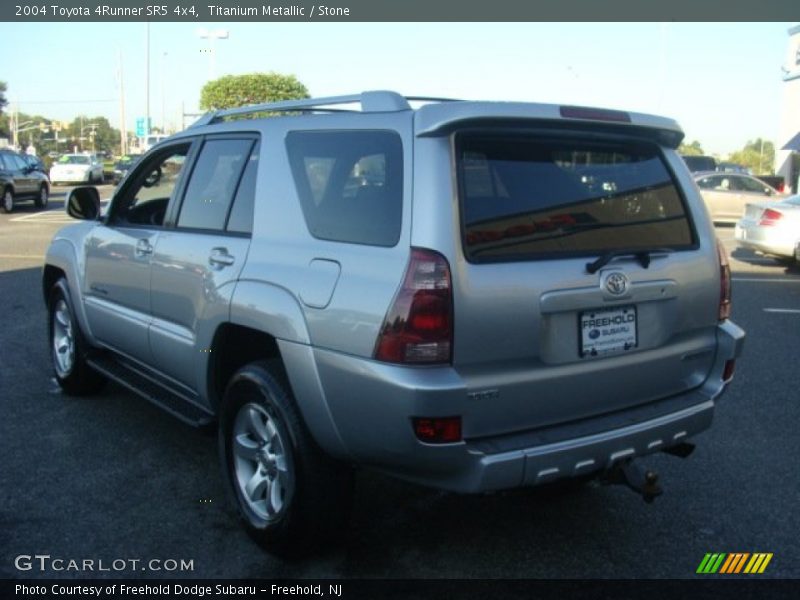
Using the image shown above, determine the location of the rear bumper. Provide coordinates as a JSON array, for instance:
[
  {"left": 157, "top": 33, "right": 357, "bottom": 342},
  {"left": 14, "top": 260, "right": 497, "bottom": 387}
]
[
  {"left": 314, "top": 320, "right": 745, "bottom": 493},
  {"left": 735, "top": 220, "right": 797, "bottom": 258}
]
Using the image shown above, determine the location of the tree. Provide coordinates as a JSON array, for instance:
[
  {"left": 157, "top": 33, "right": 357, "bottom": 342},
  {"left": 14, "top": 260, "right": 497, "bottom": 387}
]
[
  {"left": 199, "top": 72, "right": 309, "bottom": 111},
  {"left": 678, "top": 140, "right": 704, "bottom": 156},
  {"left": 727, "top": 138, "right": 775, "bottom": 175},
  {"left": 0, "top": 81, "right": 7, "bottom": 116}
]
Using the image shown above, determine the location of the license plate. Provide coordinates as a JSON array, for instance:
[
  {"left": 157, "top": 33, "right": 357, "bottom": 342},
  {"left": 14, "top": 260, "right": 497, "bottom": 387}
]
[{"left": 580, "top": 306, "right": 637, "bottom": 357}]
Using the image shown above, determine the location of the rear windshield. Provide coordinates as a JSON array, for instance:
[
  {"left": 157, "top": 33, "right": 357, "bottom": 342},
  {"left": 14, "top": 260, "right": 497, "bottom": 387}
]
[
  {"left": 681, "top": 155, "right": 717, "bottom": 172},
  {"left": 457, "top": 134, "right": 696, "bottom": 262}
]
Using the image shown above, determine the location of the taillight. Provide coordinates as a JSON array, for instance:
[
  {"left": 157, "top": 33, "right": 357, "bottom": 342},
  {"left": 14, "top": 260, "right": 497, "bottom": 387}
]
[
  {"left": 374, "top": 248, "right": 453, "bottom": 364},
  {"left": 758, "top": 208, "right": 783, "bottom": 227},
  {"left": 717, "top": 239, "right": 731, "bottom": 321},
  {"left": 777, "top": 182, "right": 785, "bottom": 193},
  {"left": 412, "top": 416, "right": 462, "bottom": 443}
]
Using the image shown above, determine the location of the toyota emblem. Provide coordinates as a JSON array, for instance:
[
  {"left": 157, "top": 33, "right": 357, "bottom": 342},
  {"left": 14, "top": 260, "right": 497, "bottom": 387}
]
[{"left": 604, "top": 272, "right": 629, "bottom": 296}]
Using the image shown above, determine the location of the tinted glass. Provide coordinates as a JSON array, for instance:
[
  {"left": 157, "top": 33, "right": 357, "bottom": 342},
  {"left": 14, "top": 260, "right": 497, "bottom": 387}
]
[
  {"left": 458, "top": 135, "right": 695, "bottom": 262},
  {"left": 226, "top": 141, "right": 259, "bottom": 234},
  {"left": 735, "top": 176, "right": 768, "bottom": 194},
  {"left": 9, "top": 154, "right": 27, "bottom": 170},
  {"left": 178, "top": 139, "right": 252, "bottom": 231},
  {"left": 112, "top": 145, "right": 190, "bottom": 227},
  {"left": 286, "top": 130, "right": 403, "bottom": 247}
]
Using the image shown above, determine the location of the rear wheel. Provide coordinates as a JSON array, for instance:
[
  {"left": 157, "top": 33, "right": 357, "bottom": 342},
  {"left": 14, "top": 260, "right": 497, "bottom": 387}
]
[
  {"left": 1, "top": 188, "right": 14, "bottom": 213},
  {"left": 34, "top": 184, "right": 49, "bottom": 209},
  {"left": 49, "top": 278, "right": 105, "bottom": 395},
  {"left": 219, "top": 360, "right": 352, "bottom": 557}
]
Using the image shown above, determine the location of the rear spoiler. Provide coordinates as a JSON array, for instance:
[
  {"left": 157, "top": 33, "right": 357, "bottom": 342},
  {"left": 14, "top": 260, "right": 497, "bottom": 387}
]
[{"left": 414, "top": 101, "right": 684, "bottom": 148}]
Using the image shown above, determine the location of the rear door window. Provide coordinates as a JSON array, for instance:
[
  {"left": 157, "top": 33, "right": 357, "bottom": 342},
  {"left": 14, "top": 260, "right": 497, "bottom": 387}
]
[
  {"left": 177, "top": 138, "right": 253, "bottom": 231},
  {"left": 286, "top": 130, "right": 403, "bottom": 247},
  {"left": 457, "top": 134, "right": 696, "bottom": 262}
]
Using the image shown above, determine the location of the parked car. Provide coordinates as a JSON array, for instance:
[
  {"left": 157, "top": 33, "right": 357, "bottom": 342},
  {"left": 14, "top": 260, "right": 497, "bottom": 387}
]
[
  {"left": 44, "top": 91, "right": 744, "bottom": 556},
  {"left": 694, "top": 171, "right": 784, "bottom": 223},
  {"left": 716, "top": 162, "right": 751, "bottom": 175},
  {"left": 49, "top": 153, "right": 104, "bottom": 185},
  {"left": 755, "top": 174, "right": 786, "bottom": 193},
  {"left": 0, "top": 148, "right": 50, "bottom": 213},
  {"left": 735, "top": 195, "right": 800, "bottom": 263},
  {"left": 681, "top": 155, "right": 717, "bottom": 172},
  {"left": 111, "top": 154, "right": 142, "bottom": 184}
]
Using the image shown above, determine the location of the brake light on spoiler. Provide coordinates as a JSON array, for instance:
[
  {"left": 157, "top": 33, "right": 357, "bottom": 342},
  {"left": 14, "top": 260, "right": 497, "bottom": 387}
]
[{"left": 560, "top": 106, "right": 631, "bottom": 123}]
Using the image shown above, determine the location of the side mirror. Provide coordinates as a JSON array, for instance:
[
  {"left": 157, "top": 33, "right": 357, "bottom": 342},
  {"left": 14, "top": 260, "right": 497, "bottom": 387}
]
[{"left": 66, "top": 186, "right": 101, "bottom": 221}]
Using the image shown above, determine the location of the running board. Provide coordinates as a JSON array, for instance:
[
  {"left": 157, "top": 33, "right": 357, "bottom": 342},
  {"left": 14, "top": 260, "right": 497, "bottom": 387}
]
[{"left": 88, "top": 355, "right": 214, "bottom": 427}]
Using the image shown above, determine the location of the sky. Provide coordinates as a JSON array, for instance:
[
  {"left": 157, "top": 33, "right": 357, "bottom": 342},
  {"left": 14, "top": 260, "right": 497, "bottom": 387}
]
[{"left": 1, "top": 22, "right": 796, "bottom": 156}]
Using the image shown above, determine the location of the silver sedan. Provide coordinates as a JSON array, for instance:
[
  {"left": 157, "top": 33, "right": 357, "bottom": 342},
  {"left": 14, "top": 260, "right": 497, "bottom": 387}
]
[
  {"left": 735, "top": 195, "right": 800, "bottom": 263},
  {"left": 694, "top": 171, "right": 784, "bottom": 223}
]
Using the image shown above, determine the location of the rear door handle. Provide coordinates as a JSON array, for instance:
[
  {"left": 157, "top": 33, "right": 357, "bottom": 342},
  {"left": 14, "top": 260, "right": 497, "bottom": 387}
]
[
  {"left": 209, "top": 247, "right": 235, "bottom": 267},
  {"left": 135, "top": 239, "right": 153, "bottom": 256}
]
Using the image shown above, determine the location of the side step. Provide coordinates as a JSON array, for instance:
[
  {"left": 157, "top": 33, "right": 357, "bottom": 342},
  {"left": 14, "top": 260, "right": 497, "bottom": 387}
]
[{"left": 88, "top": 355, "right": 214, "bottom": 427}]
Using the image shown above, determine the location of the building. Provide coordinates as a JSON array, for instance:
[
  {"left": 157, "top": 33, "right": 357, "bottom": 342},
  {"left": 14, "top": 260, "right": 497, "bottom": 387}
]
[{"left": 776, "top": 24, "right": 800, "bottom": 194}]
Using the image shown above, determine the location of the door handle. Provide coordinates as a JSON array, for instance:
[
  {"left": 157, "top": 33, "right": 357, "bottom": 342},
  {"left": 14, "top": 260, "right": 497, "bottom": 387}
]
[
  {"left": 135, "top": 239, "right": 153, "bottom": 256},
  {"left": 209, "top": 248, "right": 235, "bottom": 267}
]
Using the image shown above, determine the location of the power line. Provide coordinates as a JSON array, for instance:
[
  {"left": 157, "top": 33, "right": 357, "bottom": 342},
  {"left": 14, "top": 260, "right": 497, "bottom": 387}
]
[{"left": 16, "top": 99, "right": 117, "bottom": 104}]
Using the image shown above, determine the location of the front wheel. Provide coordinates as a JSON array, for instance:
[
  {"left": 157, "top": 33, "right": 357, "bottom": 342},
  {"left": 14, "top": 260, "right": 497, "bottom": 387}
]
[
  {"left": 49, "top": 278, "right": 105, "bottom": 395},
  {"left": 1, "top": 188, "right": 14, "bottom": 213},
  {"left": 219, "top": 360, "right": 352, "bottom": 557}
]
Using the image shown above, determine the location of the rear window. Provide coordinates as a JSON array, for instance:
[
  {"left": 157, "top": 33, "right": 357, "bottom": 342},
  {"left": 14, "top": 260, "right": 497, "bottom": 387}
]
[
  {"left": 458, "top": 134, "right": 696, "bottom": 262},
  {"left": 286, "top": 130, "right": 403, "bottom": 247}
]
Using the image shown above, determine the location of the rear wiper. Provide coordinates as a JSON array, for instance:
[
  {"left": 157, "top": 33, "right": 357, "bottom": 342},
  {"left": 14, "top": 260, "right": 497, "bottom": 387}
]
[{"left": 585, "top": 248, "right": 672, "bottom": 274}]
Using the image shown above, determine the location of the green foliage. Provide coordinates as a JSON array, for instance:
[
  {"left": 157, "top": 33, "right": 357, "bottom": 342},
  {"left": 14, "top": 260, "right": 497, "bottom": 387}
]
[
  {"left": 3, "top": 112, "right": 120, "bottom": 156},
  {"left": 727, "top": 138, "right": 775, "bottom": 175},
  {"left": 0, "top": 81, "right": 7, "bottom": 117},
  {"left": 678, "top": 140, "right": 704, "bottom": 156},
  {"left": 199, "top": 72, "right": 309, "bottom": 111}
]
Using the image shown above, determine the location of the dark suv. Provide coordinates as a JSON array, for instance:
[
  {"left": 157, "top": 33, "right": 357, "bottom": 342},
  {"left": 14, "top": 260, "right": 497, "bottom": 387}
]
[{"left": 0, "top": 149, "right": 50, "bottom": 213}]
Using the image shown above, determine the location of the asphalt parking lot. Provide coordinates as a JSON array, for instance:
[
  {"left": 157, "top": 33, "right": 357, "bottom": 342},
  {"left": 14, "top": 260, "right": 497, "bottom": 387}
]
[{"left": 1, "top": 190, "right": 798, "bottom": 580}]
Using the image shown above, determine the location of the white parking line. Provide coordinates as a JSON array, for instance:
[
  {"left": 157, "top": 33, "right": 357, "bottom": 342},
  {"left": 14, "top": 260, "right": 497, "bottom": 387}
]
[
  {"left": 9, "top": 200, "right": 109, "bottom": 224},
  {"left": 763, "top": 308, "right": 800, "bottom": 314},
  {"left": 0, "top": 254, "right": 45, "bottom": 260},
  {"left": 9, "top": 210, "right": 75, "bottom": 224}
]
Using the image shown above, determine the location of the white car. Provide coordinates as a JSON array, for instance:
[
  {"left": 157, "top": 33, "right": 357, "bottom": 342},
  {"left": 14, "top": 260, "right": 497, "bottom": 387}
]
[
  {"left": 735, "top": 195, "right": 800, "bottom": 263},
  {"left": 49, "top": 154, "right": 104, "bottom": 185}
]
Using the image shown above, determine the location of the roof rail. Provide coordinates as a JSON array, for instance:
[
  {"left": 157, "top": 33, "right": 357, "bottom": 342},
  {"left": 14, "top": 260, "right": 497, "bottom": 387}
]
[{"left": 191, "top": 90, "right": 421, "bottom": 128}]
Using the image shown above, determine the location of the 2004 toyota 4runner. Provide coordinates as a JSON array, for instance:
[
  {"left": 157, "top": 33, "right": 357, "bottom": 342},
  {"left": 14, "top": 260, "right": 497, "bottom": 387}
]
[{"left": 44, "top": 91, "right": 744, "bottom": 556}]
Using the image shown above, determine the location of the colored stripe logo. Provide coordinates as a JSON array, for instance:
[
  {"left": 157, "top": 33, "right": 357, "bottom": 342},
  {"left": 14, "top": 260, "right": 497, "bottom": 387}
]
[{"left": 697, "top": 553, "right": 773, "bottom": 574}]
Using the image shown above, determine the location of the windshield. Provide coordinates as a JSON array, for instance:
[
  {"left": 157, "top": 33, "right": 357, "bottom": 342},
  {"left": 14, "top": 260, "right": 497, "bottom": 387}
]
[
  {"left": 58, "top": 155, "right": 90, "bottom": 165},
  {"left": 457, "top": 134, "right": 696, "bottom": 262}
]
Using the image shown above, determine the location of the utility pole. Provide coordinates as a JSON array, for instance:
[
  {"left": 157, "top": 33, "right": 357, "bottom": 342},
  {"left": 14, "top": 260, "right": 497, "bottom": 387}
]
[
  {"left": 118, "top": 50, "right": 128, "bottom": 156},
  {"left": 145, "top": 22, "right": 151, "bottom": 141}
]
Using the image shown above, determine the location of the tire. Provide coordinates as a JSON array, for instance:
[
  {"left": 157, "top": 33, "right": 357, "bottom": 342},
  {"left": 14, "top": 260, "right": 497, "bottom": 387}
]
[
  {"left": 48, "top": 278, "right": 106, "bottom": 396},
  {"left": 219, "top": 360, "right": 353, "bottom": 557},
  {"left": 34, "top": 184, "right": 49, "bottom": 209},
  {"left": 1, "top": 188, "right": 14, "bottom": 213}
]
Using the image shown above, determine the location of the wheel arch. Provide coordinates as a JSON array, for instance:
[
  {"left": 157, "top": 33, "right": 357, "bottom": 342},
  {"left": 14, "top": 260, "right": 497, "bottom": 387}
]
[{"left": 208, "top": 281, "right": 350, "bottom": 460}]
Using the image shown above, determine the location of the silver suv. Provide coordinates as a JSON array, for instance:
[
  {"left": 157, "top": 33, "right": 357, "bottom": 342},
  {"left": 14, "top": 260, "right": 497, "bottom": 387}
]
[{"left": 44, "top": 91, "right": 744, "bottom": 556}]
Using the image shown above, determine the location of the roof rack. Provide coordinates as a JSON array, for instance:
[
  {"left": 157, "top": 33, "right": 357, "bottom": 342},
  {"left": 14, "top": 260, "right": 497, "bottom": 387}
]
[{"left": 190, "top": 91, "right": 462, "bottom": 128}]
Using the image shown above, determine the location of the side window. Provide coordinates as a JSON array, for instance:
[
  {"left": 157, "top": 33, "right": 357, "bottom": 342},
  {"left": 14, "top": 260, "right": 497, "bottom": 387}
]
[
  {"left": 286, "top": 130, "right": 403, "bottom": 247},
  {"left": 177, "top": 139, "right": 253, "bottom": 231},
  {"left": 9, "top": 154, "right": 27, "bottom": 171},
  {"left": 226, "top": 141, "right": 259, "bottom": 235},
  {"left": 736, "top": 177, "right": 767, "bottom": 194},
  {"left": 696, "top": 176, "right": 716, "bottom": 190},
  {"left": 110, "top": 144, "right": 191, "bottom": 227}
]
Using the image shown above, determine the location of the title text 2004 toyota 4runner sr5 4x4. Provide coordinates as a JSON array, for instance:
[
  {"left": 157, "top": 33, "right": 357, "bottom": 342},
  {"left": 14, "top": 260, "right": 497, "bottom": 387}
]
[{"left": 44, "top": 91, "right": 744, "bottom": 556}]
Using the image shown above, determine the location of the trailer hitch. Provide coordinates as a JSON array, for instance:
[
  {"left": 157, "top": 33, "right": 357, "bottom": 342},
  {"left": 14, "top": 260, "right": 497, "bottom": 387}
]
[{"left": 601, "top": 459, "right": 663, "bottom": 503}]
